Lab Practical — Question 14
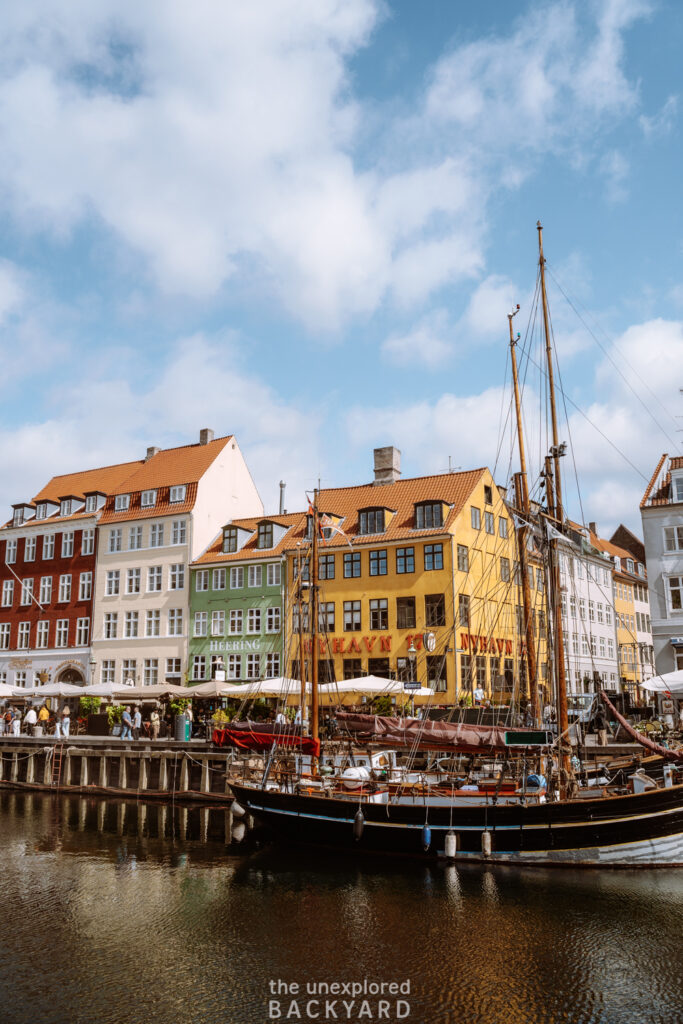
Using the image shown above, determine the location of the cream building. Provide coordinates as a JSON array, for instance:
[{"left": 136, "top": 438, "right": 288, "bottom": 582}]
[{"left": 91, "top": 430, "right": 262, "bottom": 686}]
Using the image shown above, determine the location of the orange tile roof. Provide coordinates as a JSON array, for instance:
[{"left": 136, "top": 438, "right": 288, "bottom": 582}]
[
  {"left": 32, "top": 459, "right": 144, "bottom": 504},
  {"left": 194, "top": 512, "right": 305, "bottom": 564},
  {"left": 109, "top": 435, "right": 232, "bottom": 495},
  {"left": 641, "top": 453, "right": 671, "bottom": 508},
  {"left": 588, "top": 530, "right": 646, "bottom": 581},
  {"left": 99, "top": 483, "right": 199, "bottom": 524}
]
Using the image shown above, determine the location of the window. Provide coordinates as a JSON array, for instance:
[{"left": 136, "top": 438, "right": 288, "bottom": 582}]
[
  {"left": 247, "top": 608, "right": 261, "bottom": 633},
  {"left": 193, "top": 655, "right": 206, "bottom": 681},
  {"left": 146, "top": 610, "right": 161, "bottom": 637},
  {"left": 170, "top": 485, "right": 186, "bottom": 503},
  {"left": 265, "top": 653, "right": 280, "bottom": 678},
  {"left": 572, "top": 631, "right": 579, "bottom": 655},
  {"left": 125, "top": 568, "right": 140, "bottom": 595},
  {"left": 141, "top": 490, "right": 157, "bottom": 508},
  {"left": 115, "top": 494, "right": 130, "bottom": 511},
  {"left": 318, "top": 603, "right": 334, "bottom": 631},
  {"left": 581, "top": 635, "right": 589, "bottom": 656},
  {"left": 78, "top": 572, "right": 92, "bottom": 601},
  {"left": 24, "top": 536, "right": 36, "bottom": 561},
  {"left": 369, "top": 549, "right": 387, "bottom": 576},
  {"left": 342, "top": 659, "right": 361, "bottom": 680},
  {"left": 319, "top": 553, "right": 335, "bottom": 580},
  {"left": 61, "top": 532, "right": 74, "bottom": 557},
  {"left": 166, "top": 658, "right": 181, "bottom": 678},
  {"left": 485, "top": 511, "right": 495, "bottom": 535},
  {"left": 212, "top": 568, "right": 226, "bottom": 590},
  {"left": 606, "top": 605, "right": 612, "bottom": 626},
  {"left": 79, "top": 528, "right": 94, "bottom": 556},
  {"left": 246, "top": 654, "right": 261, "bottom": 680},
  {"left": 484, "top": 484, "right": 493, "bottom": 505},
  {"left": 626, "top": 558, "right": 634, "bottom": 574},
  {"left": 396, "top": 547, "right": 415, "bottom": 574},
  {"left": 0, "top": 623, "right": 9, "bottom": 650},
  {"left": 20, "top": 578, "right": 33, "bottom": 606},
  {"left": 172, "top": 519, "right": 187, "bottom": 545},
  {"left": 471, "top": 506, "right": 481, "bottom": 530},
  {"left": 344, "top": 600, "right": 361, "bottom": 631},
  {"left": 36, "top": 621, "right": 49, "bottom": 648},
  {"left": 579, "top": 598, "right": 586, "bottom": 619},
  {"left": 101, "top": 661, "right": 116, "bottom": 685},
  {"left": 500, "top": 557, "right": 510, "bottom": 582},
  {"left": 209, "top": 610, "right": 224, "bottom": 636},
  {"left": 664, "top": 526, "right": 683, "bottom": 551},
  {"left": 230, "top": 567, "right": 244, "bottom": 589},
  {"left": 42, "top": 535, "right": 54, "bottom": 559},
  {"left": 668, "top": 576, "right": 683, "bottom": 611},
  {"left": 150, "top": 523, "right": 164, "bottom": 547},
  {"left": 168, "top": 609, "right": 184, "bottom": 636},
  {"left": 56, "top": 619, "right": 69, "bottom": 647},
  {"left": 343, "top": 552, "right": 361, "bottom": 578},
  {"left": 58, "top": 575, "right": 71, "bottom": 602},
  {"left": 36, "top": 503, "right": 47, "bottom": 520},
  {"left": 60, "top": 499, "right": 72, "bottom": 517},
  {"left": 458, "top": 594, "right": 470, "bottom": 626},
  {"left": 569, "top": 595, "right": 576, "bottom": 618},
  {"left": 105, "top": 570, "right": 120, "bottom": 596},
  {"left": 147, "top": 566, "right": 162, "bottom": 592},
  {"left": 396, "top": 656, "right": 417, "bottom": 683},
  {"left": 122, "top": 659, "right": 137, "bottom": 684},
  {"left": 294, "top": 557, "right": 310, "bottom": 582},
  {"left": 267, "top": 563, "right": 281, "bottom": 587},
  {"left": 599, "top": 636, "right": 606, "bottom": 658},
  {"left": 76, "top": 618, "right": 90, "bottom": 645},
  {"left": 499, "top": 518, "right": 508, "bottom": 538},
  {"left": 608, "top": 638, "right": 615, "bottom": 659},
  {"left": 397, "top": 596, "right": 416, "bottom": 629},
  {"left": 170, "top": 564, "right": 185, "bottom": 590},
  {"left": 125, "top": 611, "right": 139, "bottom": 638},
  {"left": 195, "top": 569, "right": 209, "bottom": 592},
  {"left": 267, "top": 606, "right": 282, "bottom": 633},
  {"left": 144, "top": 659, "right": 159, "bottom": 686},
  {"left": 128, "top": 526, "right": 143, "bottom": 550},
  {"left": 108, "top": 529, "right": 122, "bottom": 553},
  {"left": 5, "top": 539, "right": 17, "bottom": 564},
  {"left": 475, "top": 656, "right": 487, "bottom": 687},
  {"left": 85, "top": 495, "right": 98, "bottom": 513},
  {"left": 427, "top": 655, "right": 447, "bottom": 692},
  {"left": 588, "top": 600, "right": 595, "bottom": 622},
  {"left": 457, "top": 545, "right": 469, "bottom": 572},
  {"left": 293, "top": 603, "right": 309, "bottom": 633},
  {"left": 369, "top": 598, "right": 388, "bottom": 630},
  {"left": 359, "top": 508, "right": 385, "bottom": 535},
  {"left": 425, "top": 593, "right": 446, "bottom": 627},
  {"left": 227, "top": 655, "right": 241, "bottom": 679},
  {"left": 17, "top": 622, "right": 30, "bottom": 649},
  {"left": 194, "top": 611, "right": 208, "bottom": 637},
  {"left": 257, "top": 522, "right": 273, "bottom": 549},
  {"left": 415, "top": 502, "right": 443, "bottom": 529},
  {"left": 597, "top": 602, "right": 604, "bottom": 623},
  {"left": 229, "top": 609, "right": 243, "bottom": 634},
  {"left": 424, "top": 543, "right": 443, "bottom": 571},
  {"left": 104, "top": 613, "right": 118, "bottom": 639},
  {"left": 223, "top": 527, "right": 238, "bottom": 553},
  {"left": 248, "top": 565, "right": 263, "bottom": 587}
]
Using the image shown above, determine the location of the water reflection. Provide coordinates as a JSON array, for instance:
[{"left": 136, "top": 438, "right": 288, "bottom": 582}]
[{"left": 0, "top": 791, "right": 682, "bottom": 1024}]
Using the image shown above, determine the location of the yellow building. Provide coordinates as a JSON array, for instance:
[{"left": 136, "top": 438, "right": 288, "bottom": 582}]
[{"left": 283, "top": 448, "right": 547, "bottom": 705}]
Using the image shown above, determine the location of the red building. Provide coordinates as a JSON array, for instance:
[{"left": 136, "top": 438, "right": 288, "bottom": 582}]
[{"left": 0, "top": 460, "right": 141, "bottom": 689}]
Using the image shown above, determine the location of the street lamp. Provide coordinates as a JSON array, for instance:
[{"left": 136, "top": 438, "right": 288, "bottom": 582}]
[{"left": 89, "top": 657, "right": 96, "bottom": 685}]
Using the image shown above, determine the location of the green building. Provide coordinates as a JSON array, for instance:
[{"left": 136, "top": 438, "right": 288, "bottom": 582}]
[{"left": 188, "top": 514, "right": 299, "bottom": 683}]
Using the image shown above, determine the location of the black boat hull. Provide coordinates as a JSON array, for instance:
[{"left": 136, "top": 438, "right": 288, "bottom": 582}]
[{"left": 230, "top": 782, "right": 683, "bottom": 866}]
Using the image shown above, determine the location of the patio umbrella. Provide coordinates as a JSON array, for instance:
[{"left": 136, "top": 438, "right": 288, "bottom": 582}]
[
  {"left": 24, "top": 682, "right": 86, "bottom": 698},
  {"left": 640, "top": 671, "right": 683, "bottom": 694}
]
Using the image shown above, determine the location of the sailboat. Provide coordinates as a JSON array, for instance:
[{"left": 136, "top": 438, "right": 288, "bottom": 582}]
[{"left": 229, "top": 224, "right": 683, "bottom": 866}]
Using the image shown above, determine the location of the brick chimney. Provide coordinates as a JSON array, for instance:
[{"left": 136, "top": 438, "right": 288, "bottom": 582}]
[
  {"left": 589, "top": 521, "right": 597, "bottom": 536},
  {"left": 373, "top": 446, "right": 401, "bottom": 485},
  {"left": 199, "top": 428, "right": 214, "bottom": 446},
  {"left": 145, "top": 446, "right": 160, "bottom": 461}
]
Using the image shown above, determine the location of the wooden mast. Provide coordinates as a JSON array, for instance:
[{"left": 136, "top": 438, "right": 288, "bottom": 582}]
[
  {"left": 310, "top": 490, "right": 320, "bottom": 763},
  {"left": 537, "top": 222, "right": 571, "bottom": 794},
  {"left": 509, "top": 306, "right": 539, "bottom": 722},
  {"left": 297, "top": 546, "right": 307, "bottom": 724}
]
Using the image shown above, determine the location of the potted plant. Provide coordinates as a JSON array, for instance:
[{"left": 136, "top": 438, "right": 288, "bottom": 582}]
[
  {"left": 170, "top": 697, "right": 192, "bottom": 740},
  {"left": 79, "top": 695, "right": 107, "bottom": 736},
  {"left": 107, "top": 704, "right": 124, "bottom": 736}
]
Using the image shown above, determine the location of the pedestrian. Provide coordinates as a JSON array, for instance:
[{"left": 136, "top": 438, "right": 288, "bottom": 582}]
[
  {"left": 150, "top": 708, "right": 160, "bottom": 741},
  {"left": 120, "top": 706, "right": 133, "bottom": 740},
  {"left": 275, "top": 709, "right": 288, "bottom": 725},
  {"left": 24, "top": 705, "right": 38, "bottom": 736},
  {"left": 11, "top": 707, "right": 20, "bottom": 736},
  {"left": 473, "top": 684, "right": 485, "bottom": 706},
  {"left": 61, "top": 705, "right": 71, "bottom": 738},
  {"left": 132, "top": 705, "right": 142, "bottom": 740},
  {"left": 38, "top": 705, "right": 49, "bottom": 733},
  {"left": 593, "top": 705, "right": 607, "bottom": 747},
  {"left": 0, "top": 707, "right": 6, "bottom": 737}
]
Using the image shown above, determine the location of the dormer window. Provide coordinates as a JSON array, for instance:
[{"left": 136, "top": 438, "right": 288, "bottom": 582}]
[
  {"left": 223, "top": 527, "right": 238, "bottom": 553},
  {"left": 13, "top": 508, "right": 25, "bottom": 527},
  {"left": 141, "top": 490, "right": 157, "bottom": 508},
  {"left": 359, "top": 508, "right": 385, "bottom": 535},
  {"left": 170, "top": 485, "right": 186, "bottom": 503},
  {"left": 60, "top": 499, "right": 72, "bottom": 517},
  {"left": 115, "top": 494, "right": 130, "bottom": 511},
  {"left": 415, "top": 502, "right": 444, "bottom": 529},
  {"left": 637, "top": 563, "right": 645, "bottom": 577},
  {"left": 35, "top": 503, "right": 47, "bottom": 520},
  {"left": 674, "top": 476, "right": 683, "bottom": 502},
  {"left": 257, "top": 522, "right": 274, "bottom": 549},
  {"left": 626, "top": 558, "right": 634, "bottom": 574},
  {"left": 85, "top": 495, "right": 97, "bottom": 513},
  {"left": 613, "top": 556, "right": 621, "bottom": 571}
]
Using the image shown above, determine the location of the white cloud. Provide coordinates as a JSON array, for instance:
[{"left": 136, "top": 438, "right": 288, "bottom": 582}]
[
  {"left": 599, "top": 150, "right": 629, "bottom": 203},
  {"left": 381, "top": 309, "right": 452, "bottom": 368},
  {"left": 462, "top": 275, "right": 519, "bottom": 338},
  {"left": 639, "top": 94, "right": 678, "bottom": 138}
]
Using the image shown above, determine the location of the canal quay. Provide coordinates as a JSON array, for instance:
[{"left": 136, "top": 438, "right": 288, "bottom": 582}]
[{"left": 0, "top": 790, "right": 681, "bottom": 1024}]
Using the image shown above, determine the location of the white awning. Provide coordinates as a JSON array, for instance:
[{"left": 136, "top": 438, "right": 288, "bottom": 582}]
[{"left": 640, "top": 671, "right": 683, "bottom": 694}]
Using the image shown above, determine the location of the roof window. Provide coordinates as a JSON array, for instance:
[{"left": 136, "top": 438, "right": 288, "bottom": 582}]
[{"left": 141, "top": 490, "right": 157, "bottom": 508}]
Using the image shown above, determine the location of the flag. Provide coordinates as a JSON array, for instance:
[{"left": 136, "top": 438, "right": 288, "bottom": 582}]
[{"left": 319, "top": 513, "right": 354, "bottom": 548}]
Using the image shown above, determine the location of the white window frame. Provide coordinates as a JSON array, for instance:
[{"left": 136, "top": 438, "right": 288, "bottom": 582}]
[
  {"left": 210, "top": 610, "right": 225, "bottom": 636},
  {"left": 17, "top": 622, "right": 30, "bottom": 649},
  {"left": 42, "top": 535, "right": 54, "bottom": 559},
  {"left": 20, "top": 578, "right": 34, "bottom": 606},
  {"left": 25, "top": 536, "right": 36, "bottom": 561},
  {"left": 104, "top": 613, "right": 118, "bottom": 639},
  {"left": 0, "top": 623, "right": 10, "bottom": 650},
  {"left": 247, "top": 608, "right": 261, "bottom": 634},
  {"left": 105, "top": 570, "right": 120, "bottom": 596},
  {"left": 108, "top": 528, "right": 122, "bottom": 553},
  {"left": 248, "top": 565, "right": 262, "bottom": 588},
  {"left": 115, "top": 494, "right": 130, "bottom": 511},
  {"left": 36, "top": 621, "right": 49, "bottom": 648},
  {"left": 194, "top": 611, "right": 208, "bottom": 637},
  {"left": 167, "top": 608, "right": 183, "bottom": 637},
  {"left": 6, "top": 539, "right": 17, "bottom": 564},
  {"left": 246, "top": 653, "right": 260, "bottom": 679},
  {"left": 101, "top": 660, "right": 116, "bottom": 685},
  {"left": 150, "top": 523, "right": 164, "bottom": 548},
  {"left": 265, "top": 653, "right": 280, "bottom": 678},
  {"left": 212, "top": 568, "right": 226, "bottom": 591},
  {"left": 229, "top": 609, "right": 243, "bottom": 635},
  {"left": 125, "top": 611, "right": 139, "bottom": 638},
  {"left": 196, "top": 570, "right": 209, "bottom": 592},
  {"left": 266, "top": 606, "right": 281, "bottom": 634},
  {"left": 55, "top": 619, "right": 69, "bottom": 647},
  {"left": 76, "top": 617, "right": 90, "bottom": 646},
  {"left": 170, "top": 485, "right": 186, "bottom": 504},
  {"left": 267, "top": 563, "right": 281, "bottom": 587},
  {"left": 171, "top": 519, "right": 187, "bottom": 545},
  {"left": 192, "top": 655, "right": 206, "bottom": 681},
  {"left": 147, "top": 566, "right": 162, "bottom": 592},
  {"left": 126, "top": 568, "right": 141, "bottom": 594},
  {"left": 61, "top": 532, "right": 74, "bottom": 558},
  {"left": 78, "top": 572, "right": 92, "bottom": 601},
  {"left": 227, "top": 654, "right": 241, "bottom": 679},
  {"left": 141, "top": 490, "right": 157, "bottom": 508},
  {"left": 230, "top": 566, "right": 244, "bottom": 589},
  {"left": 128, "top": 525, "right": 143, "bottom": 550},
  {"left": 81, "top": 528, "right": 95, "bottom": 555},
  {"left": 169, "top": 564, "right": 185, "bottom": 590},
  {"left": 146, "top": 609, "right": 161, "bottom": 637},
  {"left": 58, "top": 574, "right": 71, "bottom": 603},
  {"left": 143, "top": 659, "right": 158, "bottom": 686}
]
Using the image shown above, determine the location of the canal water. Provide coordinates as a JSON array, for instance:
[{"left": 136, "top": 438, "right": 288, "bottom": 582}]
[{"left": 0, "top": 792, "right": 681, "bottom": 1024}]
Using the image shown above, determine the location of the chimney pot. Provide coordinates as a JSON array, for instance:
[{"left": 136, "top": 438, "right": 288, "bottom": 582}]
[
  {"left": 373, "top": 446, "right": 401, "bottom": 485},
  {"left": 200, "top": 428, "right": 214, "bottom": 446},
  {"left": 145, "top": 446, "right": 160, "bottom": 461}
]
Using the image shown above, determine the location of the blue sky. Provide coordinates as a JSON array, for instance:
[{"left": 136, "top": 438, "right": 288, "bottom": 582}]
[{"left": 0, "top": 0, "right": 681, "bottom": 537}]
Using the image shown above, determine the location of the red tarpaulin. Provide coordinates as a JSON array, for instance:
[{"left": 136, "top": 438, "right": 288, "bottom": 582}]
[
  {"left": 212, "top": 727, "right": 321, "bottom": 757},
  {"left": 336, "top": 712, "right": 515, "bottom": 753},
  {"left": 600, "top": 690, "right": 683, "bottom": 763}
]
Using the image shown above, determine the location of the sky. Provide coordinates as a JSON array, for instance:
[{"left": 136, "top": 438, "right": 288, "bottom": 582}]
[{"left": 0, "top": 0, "right": 681, "bottom": 539}]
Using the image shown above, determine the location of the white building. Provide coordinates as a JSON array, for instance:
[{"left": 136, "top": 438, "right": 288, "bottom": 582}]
[{"left": 641, "top": 453, "right": 683, "bottom": 675}]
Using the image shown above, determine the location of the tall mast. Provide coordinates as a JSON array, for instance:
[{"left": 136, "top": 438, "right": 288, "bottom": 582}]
[
  {"left": 537, "top": 222, "right": 571, "bottom": 794},
  {"left": 310, "top": 490, "right": 320, "bottom": 761},
  {"left": 537, "top": 221, "right": 563, "bottom": 522},
  {"left": 297, "top": 547, "right": 307, "bottom": 724},
  {"left": 509, "top": 307, "right": 539, "bottom": 721}
]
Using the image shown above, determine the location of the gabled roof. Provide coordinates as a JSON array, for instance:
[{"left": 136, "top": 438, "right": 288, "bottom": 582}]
[
  {"left": 588, "top": 529, "right": 646, "bottom": 582},
  {"left": 640, "top": 453, "right": 683, "bottom": 508},
  {"left": 32, "top": 460, "right": 144, "bottom": 504},
  {"left": 109, "top": 435, "right": 232, "bottom": 495}
]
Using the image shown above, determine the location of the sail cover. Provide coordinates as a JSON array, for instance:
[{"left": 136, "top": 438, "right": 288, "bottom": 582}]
[
  {"left": 212, "top": 725, "right": 320, "bottom": 757},
  {"left": 600, "top": 690, "right": 683, "bottom": 763},
  {"left": 335, "top": 712, "right": 531, "bottom": 753}
]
